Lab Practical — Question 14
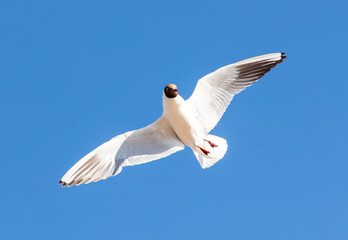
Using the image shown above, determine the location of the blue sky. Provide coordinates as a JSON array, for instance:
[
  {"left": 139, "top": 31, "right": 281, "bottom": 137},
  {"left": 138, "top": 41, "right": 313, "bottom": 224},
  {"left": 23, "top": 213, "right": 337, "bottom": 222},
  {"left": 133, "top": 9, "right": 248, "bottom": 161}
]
[{"left": 1, "top": 0, "right": 347, "bottom": 239}]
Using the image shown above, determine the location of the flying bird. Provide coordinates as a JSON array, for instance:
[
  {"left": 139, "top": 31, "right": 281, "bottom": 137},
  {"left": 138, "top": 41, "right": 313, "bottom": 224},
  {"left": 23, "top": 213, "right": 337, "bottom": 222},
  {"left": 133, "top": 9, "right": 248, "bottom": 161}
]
[{"left": 59, "top": 53, "right": 286, "bottom": 187}]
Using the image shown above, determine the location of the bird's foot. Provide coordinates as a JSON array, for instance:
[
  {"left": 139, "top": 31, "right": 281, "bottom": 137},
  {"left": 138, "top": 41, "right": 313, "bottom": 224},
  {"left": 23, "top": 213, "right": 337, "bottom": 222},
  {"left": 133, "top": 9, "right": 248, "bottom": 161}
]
[
  {"left": 197, "top": 146, "right": 210, "bottom": 155},
  {"left": 204, "top": 139, "right": 218, "bottom": 148}
]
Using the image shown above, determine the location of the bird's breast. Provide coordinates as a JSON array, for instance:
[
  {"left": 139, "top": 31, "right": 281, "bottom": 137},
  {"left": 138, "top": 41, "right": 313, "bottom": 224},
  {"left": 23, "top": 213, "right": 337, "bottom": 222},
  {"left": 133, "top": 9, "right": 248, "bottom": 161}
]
[{"left": 163, "top": 97, "right": 201, "bottom": 147}]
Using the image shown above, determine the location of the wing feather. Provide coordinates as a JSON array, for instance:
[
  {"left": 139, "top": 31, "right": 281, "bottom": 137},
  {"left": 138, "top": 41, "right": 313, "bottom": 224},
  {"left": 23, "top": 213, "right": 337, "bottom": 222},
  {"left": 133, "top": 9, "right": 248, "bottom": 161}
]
[
  {"left": 186, "top": 53, "right": 286, "bottom": 134},
  {"left": 59, "top": 117, "right": 184, "bottom": 187}
]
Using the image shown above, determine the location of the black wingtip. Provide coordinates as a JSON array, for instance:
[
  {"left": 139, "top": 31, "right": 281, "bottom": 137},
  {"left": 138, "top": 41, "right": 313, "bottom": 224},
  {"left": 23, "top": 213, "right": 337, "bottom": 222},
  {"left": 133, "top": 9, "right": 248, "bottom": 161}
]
[
  {"left": 59, "top": 180, "right": 68, "bottom": 187},
  {"left": 281, "top": 52, "right": 287, "bottom": 59}
]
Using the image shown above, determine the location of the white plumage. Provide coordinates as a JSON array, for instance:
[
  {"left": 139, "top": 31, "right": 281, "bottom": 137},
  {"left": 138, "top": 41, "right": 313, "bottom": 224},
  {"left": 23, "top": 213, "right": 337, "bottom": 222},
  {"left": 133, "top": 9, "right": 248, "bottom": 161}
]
[{"left": 59, "top": 53, "right": 286, "bottom": 187}]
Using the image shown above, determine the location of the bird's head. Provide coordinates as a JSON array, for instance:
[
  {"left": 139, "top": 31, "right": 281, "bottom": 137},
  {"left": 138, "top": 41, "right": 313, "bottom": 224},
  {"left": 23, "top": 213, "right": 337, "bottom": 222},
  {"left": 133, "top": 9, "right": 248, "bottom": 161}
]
[{"left": 164, "top": 84, "right": 179, "bottom": 98}]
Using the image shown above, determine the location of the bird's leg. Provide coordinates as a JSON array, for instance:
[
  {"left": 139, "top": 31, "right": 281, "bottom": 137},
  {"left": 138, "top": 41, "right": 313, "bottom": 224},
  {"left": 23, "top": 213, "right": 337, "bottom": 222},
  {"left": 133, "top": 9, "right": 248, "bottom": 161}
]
[
  {"left": 197, "top": 146, "right": 210, "bottom": 155},
  {"left": 204, "top": 139, "right": 218, "bottom": 148}
]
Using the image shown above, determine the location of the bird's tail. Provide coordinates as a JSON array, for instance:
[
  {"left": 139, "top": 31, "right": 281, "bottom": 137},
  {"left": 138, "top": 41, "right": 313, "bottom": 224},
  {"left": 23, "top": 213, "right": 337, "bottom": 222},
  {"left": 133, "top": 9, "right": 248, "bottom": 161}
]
[{"left": 192, "top": 134, "right": 228, "bottom": 169}]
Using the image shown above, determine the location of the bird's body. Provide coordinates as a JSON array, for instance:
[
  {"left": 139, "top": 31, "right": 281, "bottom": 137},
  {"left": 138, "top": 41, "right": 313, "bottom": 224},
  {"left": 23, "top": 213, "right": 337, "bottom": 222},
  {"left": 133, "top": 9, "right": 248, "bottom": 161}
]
[
  {"left": 162, "top": 92, "right": 228, "bottom": 165},
  {"left": 162, "top": 93, "right": 200, "bottom": 148},
  {"left": 59, "top": 53, "right": 286, "bottom": 187}
]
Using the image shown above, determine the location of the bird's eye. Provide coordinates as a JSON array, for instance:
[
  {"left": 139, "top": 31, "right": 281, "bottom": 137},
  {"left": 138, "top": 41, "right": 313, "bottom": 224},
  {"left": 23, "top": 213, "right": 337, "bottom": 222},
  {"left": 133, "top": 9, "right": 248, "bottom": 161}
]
[{"left": 166, "top": 87, "right": 170, "bottom": 91}]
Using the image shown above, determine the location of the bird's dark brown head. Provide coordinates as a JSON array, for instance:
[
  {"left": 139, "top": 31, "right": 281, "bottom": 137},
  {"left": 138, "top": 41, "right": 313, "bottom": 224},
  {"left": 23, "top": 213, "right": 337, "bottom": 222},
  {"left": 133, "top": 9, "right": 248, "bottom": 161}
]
[{"left": 164, "top": 84, "right": 178, "bottom": 98}]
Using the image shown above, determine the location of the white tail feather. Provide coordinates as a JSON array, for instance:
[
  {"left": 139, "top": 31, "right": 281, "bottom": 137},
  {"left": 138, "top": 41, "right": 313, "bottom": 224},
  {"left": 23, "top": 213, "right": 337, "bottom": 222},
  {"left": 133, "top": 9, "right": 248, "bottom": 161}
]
[{"left": 193, "top": 134, "right": 228, "bottom": 169}]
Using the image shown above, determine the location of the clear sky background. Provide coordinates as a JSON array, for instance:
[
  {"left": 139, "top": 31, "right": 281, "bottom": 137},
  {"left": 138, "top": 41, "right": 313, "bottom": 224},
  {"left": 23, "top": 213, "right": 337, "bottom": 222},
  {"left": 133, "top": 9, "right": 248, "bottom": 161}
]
[{"left": 1, "top": 1, "right": 347, "bottom": 239}]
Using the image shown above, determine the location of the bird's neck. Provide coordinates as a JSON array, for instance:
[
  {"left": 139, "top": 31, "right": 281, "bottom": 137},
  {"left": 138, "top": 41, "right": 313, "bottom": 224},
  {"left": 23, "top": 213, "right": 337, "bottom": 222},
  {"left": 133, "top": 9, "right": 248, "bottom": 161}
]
[{"left": 162, "top": 93, "right": 184, "bottom": 115}]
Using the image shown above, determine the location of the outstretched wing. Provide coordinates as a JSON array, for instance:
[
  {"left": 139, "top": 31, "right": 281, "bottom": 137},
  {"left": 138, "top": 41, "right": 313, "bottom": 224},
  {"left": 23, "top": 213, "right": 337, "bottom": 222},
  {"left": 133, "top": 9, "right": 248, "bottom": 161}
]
[
  {"left": 59, "top": 117, "right": 184, "bottom": 187},
  {"left": 186, "top": 53, "right": 286, "bottom": 134}
]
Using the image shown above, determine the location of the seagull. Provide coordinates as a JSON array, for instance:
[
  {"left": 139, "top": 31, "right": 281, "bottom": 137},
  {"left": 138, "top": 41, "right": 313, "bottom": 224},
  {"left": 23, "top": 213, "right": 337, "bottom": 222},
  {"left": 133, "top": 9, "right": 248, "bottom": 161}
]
[{"left": 59, "top": 53, "right": 286, "bottom": 187}]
